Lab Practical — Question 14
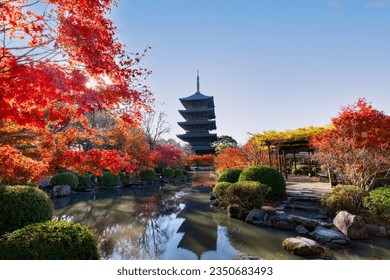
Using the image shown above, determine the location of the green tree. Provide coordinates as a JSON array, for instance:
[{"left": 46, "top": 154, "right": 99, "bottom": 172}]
[{"left": 214, "top": 135, "right": 238, "bottom": 154}]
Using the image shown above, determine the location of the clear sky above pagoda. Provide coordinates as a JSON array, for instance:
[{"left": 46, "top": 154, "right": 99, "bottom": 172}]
[{"left": 112, "top": 0, "right": 390, "bottom": 145}]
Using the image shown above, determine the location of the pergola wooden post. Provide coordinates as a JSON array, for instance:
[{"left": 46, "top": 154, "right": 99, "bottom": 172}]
[{"left": 267, "top": 142, "right": 272, "bottom": 167}]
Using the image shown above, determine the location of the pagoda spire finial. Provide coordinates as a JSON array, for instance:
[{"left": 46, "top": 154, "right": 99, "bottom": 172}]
[{"left": 196, "top": 69, "right": 200, "bottom": 92}]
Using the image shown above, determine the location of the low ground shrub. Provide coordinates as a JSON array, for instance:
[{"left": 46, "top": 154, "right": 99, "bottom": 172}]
[
  {"left": 238, "top": 165, "right": 286, "bottom": 200},
  {"left": 0, "top": 185, "right": 52, "bottom": 235},
  {"left": 99, "top": 171, "right": 121, "bottom": 187},
  {"left": 0, "top": 220, "right": 100, "bottom": 260},
  {"left": 217, "top": 168, "right": 243, "bottom": 183},
  {"left": 225, "top": 181, "right": 269, "bottom": 218},
  {"left": 163, "top": 167, "right": 175, "bottom": 179},
  {"left": 50, "top": 173, "right": 79, "bottom": 189},
  {"left": 292, "top": 165, "right": 311, "bottom": 175},
  {"left": 364, "top": 186, "right": 390, "bottom": 217},
  {"left": 140, "top": 170, "right": 157, "bottom": 182},
  {"left": 321, "top": 185, "right": 367, "bottom": 215}
]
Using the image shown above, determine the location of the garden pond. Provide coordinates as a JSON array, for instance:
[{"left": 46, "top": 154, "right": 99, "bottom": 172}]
[{"left": 53, "top": 183, "right": 390, "bottom": 260}]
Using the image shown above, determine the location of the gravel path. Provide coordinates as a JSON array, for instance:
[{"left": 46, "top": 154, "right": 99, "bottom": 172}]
[{"left": 286, "top": 175, "right": 332, "bottom": 198}]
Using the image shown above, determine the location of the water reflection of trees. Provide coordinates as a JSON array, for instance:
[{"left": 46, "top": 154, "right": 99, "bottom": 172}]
[{"left": 54, "top": 187, "right": 187, "bottom": 259}]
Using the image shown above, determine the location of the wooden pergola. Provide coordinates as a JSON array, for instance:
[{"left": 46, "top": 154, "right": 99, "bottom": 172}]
[{"left": 262, "top": 138, "right": 315, "bottom": 174}]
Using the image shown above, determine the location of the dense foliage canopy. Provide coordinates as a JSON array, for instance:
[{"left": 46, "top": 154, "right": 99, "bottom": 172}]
[{"left": 0, "top": 1, "right": 155, "bottom": 183}]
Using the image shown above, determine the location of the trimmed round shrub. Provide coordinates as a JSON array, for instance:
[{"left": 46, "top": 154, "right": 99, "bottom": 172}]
[
  {"left": 225, "top": 181, "right": 269, "bottom": 218},
  {"left": 212, "top": 182, "right": 232, "bottom": 199},
  {"left": 364, "top": 186, "right": 390, "bottom": 217},
  {"left": 55, "top": 168, "right": 69, "bottom": 173},
  {"left": 50, "top": 173, "right": 79, "bottom": 189},
  {"left": 99, "top": 171, "right": 121, "bottom": 187},
  {"left": 238, "top": 165, "right": 286, "bottom": 199},
  {"left": 0, "top": 220, "right": 100, "bottom": 260},
  {"left": 217, "top": 168, "right": 243, "bottom": 183},
  {"left": 140, "top": 169, "right": 157, "bottom": 182},
  {"left": 321, "top": 185, "right": 367, "bottom": 215},
  {"left": 76, "top": 172, "right": 91, "bottom": 189},
  {"left": 175, "top": 169, "right": 184, "bottom": 179},
  {"left": 0, "top": 185, "right": 53, "bottom": 235},
  {"left": 163, "top": 167, "right": 175, "bottom": 179}
]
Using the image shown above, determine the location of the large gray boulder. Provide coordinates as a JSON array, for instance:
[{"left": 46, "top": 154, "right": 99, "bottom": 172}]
[
  {"left": 333, "top": 211, "right": 368, "bottom": 239},
  {"left": 52, "top": 184, "right": 72, "bottom": 197},
  {"left": 310, "top": 227, "right": 351, "bottom": 248},
  {"left": 246, "top": 206, "right": 278, "bottom": 227},
  {"left": 282, "top": 236, "right": 325, "bottom": 256},
  {"left": 271, "top": 213, "right": 292, "bottom": 230}
]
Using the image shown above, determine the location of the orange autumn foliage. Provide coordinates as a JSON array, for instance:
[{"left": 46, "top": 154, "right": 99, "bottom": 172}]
[
  {"left": 186, "top": 154, "right": 215, "bottom": 166},
  {"left": 310, "top": 98, "right": 390, "bottom": 190},
  {"left": 0, "top": 1, "right": 153, "bottom": 184},
  {"left": 214, "top": 140, "right": 270, "bottom": 171}
]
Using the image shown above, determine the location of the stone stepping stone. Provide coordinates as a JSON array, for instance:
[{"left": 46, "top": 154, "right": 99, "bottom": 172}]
[
  {"left": 287, "top": 196, "right": 321, "bottom": 203},
  {"left": 310, "top": 227, "right": 351, "bottom": 248},
  {"left": 284, "top": 204, "right": 323, "bottom": 213}
]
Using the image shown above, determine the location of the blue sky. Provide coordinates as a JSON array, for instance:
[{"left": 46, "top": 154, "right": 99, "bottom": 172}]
[{"left": 111, "top": 0, "right": 390, "bottom": 145}]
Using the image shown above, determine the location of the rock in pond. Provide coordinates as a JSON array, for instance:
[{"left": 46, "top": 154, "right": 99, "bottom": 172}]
[
  {"left": 290, "top": 215, "right": 318, "bottom": 230},
  {"left": 52, "top": 184, "right": 71, "bottom": 197},
  {"left": 283, "top": 237, "right": 325, "bottom": 256},
  {"left": 310, "top": 227, "right": 351, "bottom": 248},
  {"left": 333, "top": 211, "right": 368, "bottom": 239},
  {"left": 235, "top": 253, "right": 265, "bottom": 260},
  {"left": 246, "top": 206, "right": 278, "bottom": 227},
  {"left": 271, "top": 213, "right": 292, "bottom": 230},
  {"left": 295, "top": 225, "right": 309, "bottom": 235}
]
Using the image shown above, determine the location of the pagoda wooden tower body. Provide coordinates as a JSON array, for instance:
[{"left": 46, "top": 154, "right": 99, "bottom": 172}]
[{"left": 177, "top": 73, "right": 217, "bottom": 154}]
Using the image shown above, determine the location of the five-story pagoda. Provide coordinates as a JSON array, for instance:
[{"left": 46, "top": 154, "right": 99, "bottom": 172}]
[{"left": 177, "top": 72, "right": 217, "bottom": 154}]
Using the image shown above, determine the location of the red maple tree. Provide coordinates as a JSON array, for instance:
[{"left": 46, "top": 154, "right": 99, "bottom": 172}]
[
  {"left": 311, "top": 98, "right": 390, "bottom": 190},
  {"left": 0, "top": 0, "right": 153, "bottom": 184},
  {"left": 151, "top": 144, "right": 187, "bottom": 170}
]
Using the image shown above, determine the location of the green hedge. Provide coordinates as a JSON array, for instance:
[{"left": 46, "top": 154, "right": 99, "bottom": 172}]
[
  {"left": 0, "top": 185, "right": 53, "bottom": 235},
  {"left": 140, "top": 169, "right": 157, "bottom": 182},
  {"left": 163, "top": 167, "right": 175, "bottom": 179},
  {"left": 225, "top": 181, "right": 268, "bottom": 218},
  {"left": 321, "top": 185, "right": 367, "bottom": 215},
  {"left": 50, "top": 173, "right": 79, "bottom": 189},
  {"left": 238, "top": 165, "right": 286, "bottom": 199},
  {"left": 365, "top": 186, "right": 390, "bottom": 217},
  {"left": 0, "top": 221, "right": 100, "bottom": 260},
  {"left": 217, "top": 168, "right": 243, "bottom": 183},
  {"left": 99, "top": 171, "right": 121, "bottom": 187}
]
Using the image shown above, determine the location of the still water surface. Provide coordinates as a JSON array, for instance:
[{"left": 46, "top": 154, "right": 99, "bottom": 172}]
[{"left": 53, "top": 183, "right": 390, "bottom": 260}]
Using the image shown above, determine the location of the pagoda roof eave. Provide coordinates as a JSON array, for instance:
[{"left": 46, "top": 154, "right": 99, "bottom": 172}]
[
  {"left": 190, "top": 146, "right": 215, "bottom": 151},
  {"left": 180, "top": 93, "right": 215, "bottom": 108},
  {"left": 180, "top": 92, "right": 213, "bottom": 101},
  {"left": 179, "top": 109, "right": 216, "bottom": 120}
]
